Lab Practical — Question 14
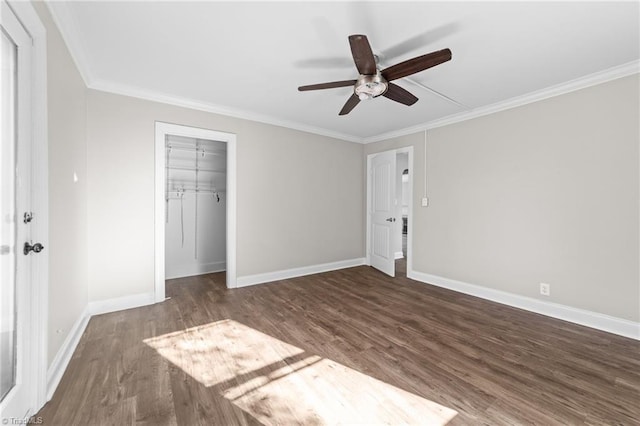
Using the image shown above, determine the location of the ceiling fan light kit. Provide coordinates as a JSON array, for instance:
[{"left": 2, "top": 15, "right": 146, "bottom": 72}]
[
  {"left": 298, "top": 34, "right": 452, "bottom": 115},
  {"left": 354, "top": 73, "right": 388, "bottom": 101}
]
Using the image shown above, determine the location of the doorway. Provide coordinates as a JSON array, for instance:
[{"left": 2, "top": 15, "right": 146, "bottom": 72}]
[
  {"left": 366, "top": 147, "right": 413, "bottom": 278},
  {"left": 154, "top": 123, "right": 237, "bottom": 302},
  {"left": 396, "top": 152, "right": 409, "bottom": 262}
]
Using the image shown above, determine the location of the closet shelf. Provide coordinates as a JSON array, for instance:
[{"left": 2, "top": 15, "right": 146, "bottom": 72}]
[
  {"left": 166, "top": 165, "right": 226, "bottom": 173},
  {"left": 167, "top": 179, "right": 226, "bottom": 186}
]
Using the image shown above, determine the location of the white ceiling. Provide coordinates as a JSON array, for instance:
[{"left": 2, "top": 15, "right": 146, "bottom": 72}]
[{"left": 48, "top": 1, "right": 640, "bottom": 142}]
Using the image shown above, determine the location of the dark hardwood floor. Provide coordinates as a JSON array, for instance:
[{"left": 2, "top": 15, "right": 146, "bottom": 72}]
[{"left": 36, "top": 261, "right": 640, "bottom": 425}]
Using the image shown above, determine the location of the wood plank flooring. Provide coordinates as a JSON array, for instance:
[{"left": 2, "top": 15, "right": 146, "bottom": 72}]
[{"left": 36, "top": 262, "right": 640, "bottom": 425}]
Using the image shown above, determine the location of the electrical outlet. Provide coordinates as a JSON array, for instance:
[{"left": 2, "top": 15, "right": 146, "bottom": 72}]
[
  {"left": 421, "top": 197, "right": 429, "bottom": 207},
  {"left": 540, "top": 283, "right": 551, "bottom": 296}
]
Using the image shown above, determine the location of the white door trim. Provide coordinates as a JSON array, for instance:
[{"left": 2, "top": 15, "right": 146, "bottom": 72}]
[
  {"left": 366, "top": 147, "right": 413, "bottom": 275},
  {"left": 154, "top": 122, "right": 237, "bottom": 301},
  {"left": 1, "top": 0, "right": 48, "bottom": 416}
]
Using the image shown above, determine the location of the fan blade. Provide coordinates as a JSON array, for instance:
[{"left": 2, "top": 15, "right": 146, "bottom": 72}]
[
  {"left": 382, "top": 48, "right": 452, "bottom": 81},
  {"left": 339, "top": 94, "right": 360, "bottom": 116},
  {"left": 383, "top": 83, "right": 418, "bottom": 106},
  {"left": 348, "top": 35, "right": 377, "bottom": 75},
  {"left": 298, "top": 80, "right": 357, "bottom": 91}
]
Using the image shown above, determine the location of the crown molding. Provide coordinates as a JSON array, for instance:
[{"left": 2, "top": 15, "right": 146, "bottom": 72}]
[
  {"left": 89, "top": 79, "right": 363, "bottom": 143},
  {"left": 45, "top": 1, "right": 94, "bottom": 86},
  {"left": 46, "top": 0, "right": 363, "bottom": 144},
  {"left": 89, "top": 60, "right": 639, "bottom": 146},
  {"left": 363, "top": 60, "right": 640, "bottom": 144}
]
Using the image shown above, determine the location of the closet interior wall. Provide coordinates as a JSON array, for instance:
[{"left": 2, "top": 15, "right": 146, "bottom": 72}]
[{"left": 165, "top": 135, "right": 227, "bottom": 279}]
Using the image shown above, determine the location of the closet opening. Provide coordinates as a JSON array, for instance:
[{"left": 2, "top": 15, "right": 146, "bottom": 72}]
[
  {"left": 165, "top": 135, "right": 226, "bottom": 279},
  {"left": 154, "top": 122, "right": 237, "bottom": 302}
]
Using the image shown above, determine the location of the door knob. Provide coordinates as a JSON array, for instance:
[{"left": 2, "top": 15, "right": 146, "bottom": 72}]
[
  {"left": 385, "top": 217, "right": 396, "bottom": 222},
  {"left": 24, "top": 242, "right": 44, "bottom": 255}
]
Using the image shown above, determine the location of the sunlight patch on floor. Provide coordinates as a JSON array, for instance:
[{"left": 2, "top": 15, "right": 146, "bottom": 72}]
[
  {"left": 144, "top": 319, "right": 458, "bottom": 424},
  {"left": 144, "top": 319, "right": 305, "bottom": 386}
]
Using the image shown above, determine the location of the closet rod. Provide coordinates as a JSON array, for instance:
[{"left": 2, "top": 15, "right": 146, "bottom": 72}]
[
  {"left": 166, "top": 190, "right": 226, "bottom": 200},
  {"left": 166, "top": 189, "right": 227, "bottom": 193}
]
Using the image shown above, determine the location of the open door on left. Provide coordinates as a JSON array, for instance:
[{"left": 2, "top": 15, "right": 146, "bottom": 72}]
[{"left": 1, "top": 1, "right": 40, "bottom": 421}]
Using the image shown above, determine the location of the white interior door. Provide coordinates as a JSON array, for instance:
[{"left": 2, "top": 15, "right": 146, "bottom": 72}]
[
  {"left": 1, "top": 1, "right": 37, "bottom": 420},
  {"left": 369, "top": 150, "right": 396, "bottom": 277}
]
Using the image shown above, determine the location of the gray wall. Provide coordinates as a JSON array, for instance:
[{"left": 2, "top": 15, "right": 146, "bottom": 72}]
[
  {"left": 32, "top": 2, "right": 89, "bottom": 365},
  {"left": 86, "top": 90, "right": 364, "bottom": 301},
  {"left": 366, "top": 74, "right": 639, "bottom": 322}
]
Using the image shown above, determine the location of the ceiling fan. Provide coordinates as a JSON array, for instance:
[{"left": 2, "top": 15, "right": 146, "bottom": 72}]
[{"left": 298, "top": 35, "right": 452, "bottom": 116}]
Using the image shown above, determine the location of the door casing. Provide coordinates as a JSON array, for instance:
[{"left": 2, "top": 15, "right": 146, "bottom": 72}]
[{"left": 154, "top": 122, "right": 237, "bottom": 302}]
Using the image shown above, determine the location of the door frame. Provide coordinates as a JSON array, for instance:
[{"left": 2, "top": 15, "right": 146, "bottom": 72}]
[
  {"left": 154, "top": 122, "right": 237, "bottom": 301},
  {"left": 0, "top": 0, "right": 48, "bottom": 417},
  {"left": 366, "top": 146, "right": 414, "bottom": 275}
]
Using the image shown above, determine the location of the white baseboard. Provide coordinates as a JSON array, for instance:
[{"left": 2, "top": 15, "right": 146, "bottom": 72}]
[
  {"left": 166, "top": 261, "right": 226, "bottom": 280},
  {"left": 46, "top": 306, "right": 90, "bottom": 400},
  {"left": 394, "top": 251, "right": 404, "bottom": 260},
  {"left": 88, "top": 292, "right": 156, "bottom": 316},
  {"left": 236, "top": 258, "right": 366, "bottom": 288},
  {"left": 408, "top": 269, "right": 640, "bottom": 340},
  {"left": 47, "top": 292, "right": 157, "bottom": 400}
]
